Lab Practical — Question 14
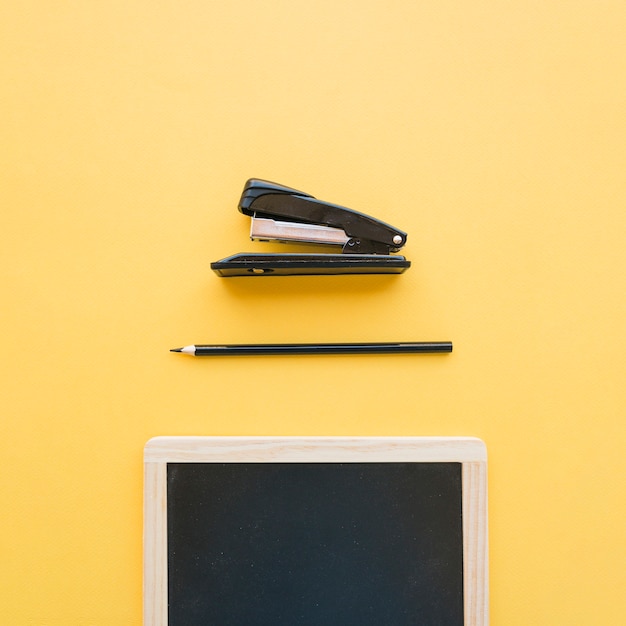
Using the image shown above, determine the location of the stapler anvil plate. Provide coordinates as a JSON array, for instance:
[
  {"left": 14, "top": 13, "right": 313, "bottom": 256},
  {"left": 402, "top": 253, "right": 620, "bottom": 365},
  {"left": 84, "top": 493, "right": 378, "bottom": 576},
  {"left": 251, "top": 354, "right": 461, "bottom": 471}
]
[{"left": 211, "top": 179, "right": 411, "bottom": 276}]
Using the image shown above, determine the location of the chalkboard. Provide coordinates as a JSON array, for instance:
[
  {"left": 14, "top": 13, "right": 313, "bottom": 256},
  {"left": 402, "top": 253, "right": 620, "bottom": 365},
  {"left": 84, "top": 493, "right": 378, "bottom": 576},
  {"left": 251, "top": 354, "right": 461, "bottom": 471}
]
[{"left": 144, "top": 437, "right": 488, "bottom": 626}]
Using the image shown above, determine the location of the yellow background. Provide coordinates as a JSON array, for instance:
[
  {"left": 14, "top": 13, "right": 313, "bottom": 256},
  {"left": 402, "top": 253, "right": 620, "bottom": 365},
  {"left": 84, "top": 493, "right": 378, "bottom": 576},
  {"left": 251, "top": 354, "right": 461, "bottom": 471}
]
[{"left": 1, "top": 1, "right": 624, "bottom": 623}]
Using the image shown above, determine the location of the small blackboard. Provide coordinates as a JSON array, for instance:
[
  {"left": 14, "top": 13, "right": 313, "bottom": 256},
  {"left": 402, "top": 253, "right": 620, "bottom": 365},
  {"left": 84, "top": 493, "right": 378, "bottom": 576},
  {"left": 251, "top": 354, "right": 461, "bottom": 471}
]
[{"left": 144, "top": 437, "right": 488, "bottom": 625}]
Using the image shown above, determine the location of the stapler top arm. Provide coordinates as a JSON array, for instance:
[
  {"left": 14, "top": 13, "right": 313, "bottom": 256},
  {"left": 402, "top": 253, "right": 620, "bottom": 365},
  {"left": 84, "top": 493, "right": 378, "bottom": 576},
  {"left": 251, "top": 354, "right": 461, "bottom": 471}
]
[{"left": 238, "top": 179, "right": 407, "bottom": 255}]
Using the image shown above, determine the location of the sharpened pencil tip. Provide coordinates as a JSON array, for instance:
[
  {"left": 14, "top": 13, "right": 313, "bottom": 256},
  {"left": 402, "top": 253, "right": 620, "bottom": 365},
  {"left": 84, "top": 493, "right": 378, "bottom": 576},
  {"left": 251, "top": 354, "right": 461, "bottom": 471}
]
[{"left": 170, "top": 347, "right": 183, "bottom": 352}]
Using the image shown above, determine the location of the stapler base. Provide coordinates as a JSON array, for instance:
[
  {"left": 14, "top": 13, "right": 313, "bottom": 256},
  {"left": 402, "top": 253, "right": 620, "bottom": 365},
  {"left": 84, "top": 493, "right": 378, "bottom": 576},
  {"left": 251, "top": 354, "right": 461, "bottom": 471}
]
[{"left": 211, "top": 253, "right": 410, "bottom": 276}]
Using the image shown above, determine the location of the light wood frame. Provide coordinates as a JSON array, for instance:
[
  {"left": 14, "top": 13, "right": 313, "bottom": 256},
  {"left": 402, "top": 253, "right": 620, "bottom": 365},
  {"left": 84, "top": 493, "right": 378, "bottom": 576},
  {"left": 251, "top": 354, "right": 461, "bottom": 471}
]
[{"left": 144, "top": 436, "right": 488, "bottom": 625}]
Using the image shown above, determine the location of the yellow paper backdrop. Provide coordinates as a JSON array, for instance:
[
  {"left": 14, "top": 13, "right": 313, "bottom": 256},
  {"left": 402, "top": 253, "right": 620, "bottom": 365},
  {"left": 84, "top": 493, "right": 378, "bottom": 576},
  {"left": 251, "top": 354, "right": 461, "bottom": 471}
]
[{"left": 1, "top": 1, "right": 625, "bottom": 623}]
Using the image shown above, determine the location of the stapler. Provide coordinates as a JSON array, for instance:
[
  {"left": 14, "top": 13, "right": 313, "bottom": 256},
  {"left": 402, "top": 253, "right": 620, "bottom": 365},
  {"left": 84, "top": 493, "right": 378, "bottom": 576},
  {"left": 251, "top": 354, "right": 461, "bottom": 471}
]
[{"left": 211, "top": 179, "right": 411, "bottom": 276}]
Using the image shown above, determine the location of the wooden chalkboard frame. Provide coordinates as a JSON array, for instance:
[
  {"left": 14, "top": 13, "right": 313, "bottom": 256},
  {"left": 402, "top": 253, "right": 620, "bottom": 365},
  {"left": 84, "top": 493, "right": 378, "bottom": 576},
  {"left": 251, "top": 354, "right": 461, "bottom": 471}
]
[{"left": 144, "top": 437, "right": 488, "bottom": 625}]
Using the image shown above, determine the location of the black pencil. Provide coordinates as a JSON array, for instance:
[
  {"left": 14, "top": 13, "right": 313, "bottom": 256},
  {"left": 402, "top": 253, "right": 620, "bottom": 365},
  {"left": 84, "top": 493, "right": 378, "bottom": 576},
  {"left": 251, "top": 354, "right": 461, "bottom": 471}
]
[{"left": 170, "top": 342, "right": 453, "bottom": 356}]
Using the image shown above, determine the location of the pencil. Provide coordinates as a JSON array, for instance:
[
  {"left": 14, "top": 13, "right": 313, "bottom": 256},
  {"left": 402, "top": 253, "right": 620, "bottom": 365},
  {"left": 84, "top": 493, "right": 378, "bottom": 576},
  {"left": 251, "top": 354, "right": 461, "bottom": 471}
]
[{"left": 170, "top": 342, "right": 453, "bottom": 356}]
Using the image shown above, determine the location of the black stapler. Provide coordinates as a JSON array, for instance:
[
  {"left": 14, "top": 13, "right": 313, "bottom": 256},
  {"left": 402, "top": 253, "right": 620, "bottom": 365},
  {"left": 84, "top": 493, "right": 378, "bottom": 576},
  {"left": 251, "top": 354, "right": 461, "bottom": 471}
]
[{"left": 211, "top": 179, "right": 411, "bottom": 276}]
